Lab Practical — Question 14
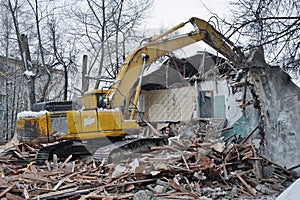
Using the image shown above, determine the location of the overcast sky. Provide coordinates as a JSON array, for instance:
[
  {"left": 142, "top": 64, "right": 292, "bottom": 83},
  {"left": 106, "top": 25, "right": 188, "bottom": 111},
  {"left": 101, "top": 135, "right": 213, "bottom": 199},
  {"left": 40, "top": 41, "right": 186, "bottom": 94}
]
[
  {"left": 143, "top": 0, "right": 232, "bottom": 29},
  {"left": 139, "top": 0, "right": 233, "bottom": 58}
]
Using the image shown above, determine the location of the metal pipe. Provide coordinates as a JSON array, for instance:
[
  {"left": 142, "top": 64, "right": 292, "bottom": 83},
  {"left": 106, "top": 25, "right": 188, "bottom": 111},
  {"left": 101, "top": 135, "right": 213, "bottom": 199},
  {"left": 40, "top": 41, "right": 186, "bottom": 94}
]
[
  {"left": 150, "top": 22, "right": 187, "bottom": 42},
  {"left": 130, "top": 54, "right": 149, "bottom": 120}
]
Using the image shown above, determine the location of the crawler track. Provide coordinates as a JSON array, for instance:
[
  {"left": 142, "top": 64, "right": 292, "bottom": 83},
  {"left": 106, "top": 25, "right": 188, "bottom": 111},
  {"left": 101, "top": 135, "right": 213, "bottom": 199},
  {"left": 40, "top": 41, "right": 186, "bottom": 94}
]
[
  {"left": 93, "top": 137, "right": 166, "bottom": 163},
  {"left": 35, "top": 137, "right": 166, "bottom": 164},
  {"left": 35, "top": 140, "right": 92, "bottom": 163}
]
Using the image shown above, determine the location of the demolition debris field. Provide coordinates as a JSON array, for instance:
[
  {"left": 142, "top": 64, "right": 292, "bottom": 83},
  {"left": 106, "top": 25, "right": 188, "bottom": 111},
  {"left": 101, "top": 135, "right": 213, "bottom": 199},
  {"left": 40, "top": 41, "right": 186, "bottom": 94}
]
[{"left": 0, "top": 124, "right": 295, "bottom": 200}]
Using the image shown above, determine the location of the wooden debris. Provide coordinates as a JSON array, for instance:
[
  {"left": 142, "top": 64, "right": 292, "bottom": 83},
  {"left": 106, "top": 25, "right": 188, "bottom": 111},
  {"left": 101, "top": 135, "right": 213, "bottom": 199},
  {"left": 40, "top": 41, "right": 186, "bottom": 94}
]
[
  {"left": 235, "top": 172, "right": 257, "bottom": 196},
  {"left": 0, "top": 183, "right": 15, "bottom": 198},
  {"left": 0, "top": 127, "right": 295, "bottom": 199}
]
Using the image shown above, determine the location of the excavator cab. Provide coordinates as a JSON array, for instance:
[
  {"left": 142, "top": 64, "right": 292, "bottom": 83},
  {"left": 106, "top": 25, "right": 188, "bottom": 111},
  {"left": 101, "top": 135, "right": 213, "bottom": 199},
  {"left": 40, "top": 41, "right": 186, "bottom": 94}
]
[{"left": 78, "top": 89, "right": 109, "bottom": 109}]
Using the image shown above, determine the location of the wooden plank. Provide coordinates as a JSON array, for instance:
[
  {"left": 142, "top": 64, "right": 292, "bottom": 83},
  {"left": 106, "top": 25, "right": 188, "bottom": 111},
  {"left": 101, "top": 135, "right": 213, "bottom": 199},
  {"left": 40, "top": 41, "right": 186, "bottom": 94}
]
[
  {"left": 252, "top": 145, "right": 262, "bottom": 180},
  {"left": 241, "top": 150, "right": 253, "bottom": 160},
  {"left": 181, "top": 155, "right": 190, "bottom": 170},
  {"left": 23, "top": 188, "right": 29, "bottom": 199},
  {"left": 235, "top": 173, "right": 257, "bottom": 196},
  {"left": 222, "top": 163, "right": 229, "bottom": 180},
  {"left": 24, "top": 143, "right": 37, "bottom": 152},
  {"left": 102, "top": 178, "right": 158, "bottom": 192},
  {"left": 32, "top": 187, "right": 78, "bottom": 200},
  {"left": 237, "top": 185, "right": 252, "bottom": 197},
  {"left": 84, "top": 193, "right": 134, "bottom": 199},
  {"left": 5, "top": 192, "right": 25, "bottom": 200},
  {"left": 145, "top": 122, "right": 162, "bottom": 136},
  {"left": 12, "top": 151, "right": 25, "bottom": 160},
  {"left": 0, "top": 184, "right": 15, "bottom": 197},
  {"left": 37, "top": 170, "right": 66, "bottom": 177},
  {"left": 151, "top": 146, "right": 179, "bottom": 152},
  {"left": 184, "top": 177, "right": 194, "bottom": 192},
  {"left": 22, "top": 173, "right": 52, "bottom": 183},
  {"left": 61, "top": 155, "right": 73, "bottom": 166},
  {"left": 168, "top": 178, "right": 186, "bottom": 193},
  {"left": 3, "top": 175, "right": 22, "bottom": 182},
  {"left": 36, "top": 189, "right": 91, "bottom": 200},
  {"left": 53, "top": 179, "right": 65, "bottom": 190},
  {"left": 77, "top": 175, "right": 98, "bottom": 181},
  {"left": 241, "top": 125, "right": 260, "bottom": 144},
  {"left": 34, "top": 188, "right": 55, "bottom": 192}
]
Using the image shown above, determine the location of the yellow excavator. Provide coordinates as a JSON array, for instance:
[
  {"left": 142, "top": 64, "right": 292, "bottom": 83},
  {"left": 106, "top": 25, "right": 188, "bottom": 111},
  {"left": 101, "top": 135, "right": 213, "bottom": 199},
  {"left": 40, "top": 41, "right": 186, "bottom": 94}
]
[{"left": 16, "top": 17, "right": 245, "bottom": 163}]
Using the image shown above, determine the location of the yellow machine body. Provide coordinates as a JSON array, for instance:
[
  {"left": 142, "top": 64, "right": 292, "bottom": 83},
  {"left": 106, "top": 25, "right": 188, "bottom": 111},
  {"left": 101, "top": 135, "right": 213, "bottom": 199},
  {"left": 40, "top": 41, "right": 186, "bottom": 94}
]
[
  {"left": 17, "top": 109, "right": 138, "bottom": 144},
  {"left": 17, "top": 89, "right": 138, "bottom": 144}
]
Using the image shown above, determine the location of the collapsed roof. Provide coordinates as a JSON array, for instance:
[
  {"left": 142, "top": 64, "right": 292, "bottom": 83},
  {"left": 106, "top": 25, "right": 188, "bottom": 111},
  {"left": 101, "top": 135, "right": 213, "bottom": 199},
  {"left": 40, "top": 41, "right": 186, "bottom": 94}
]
[{"left": 141, "top": 51, "right": 228, "bottom": 90}]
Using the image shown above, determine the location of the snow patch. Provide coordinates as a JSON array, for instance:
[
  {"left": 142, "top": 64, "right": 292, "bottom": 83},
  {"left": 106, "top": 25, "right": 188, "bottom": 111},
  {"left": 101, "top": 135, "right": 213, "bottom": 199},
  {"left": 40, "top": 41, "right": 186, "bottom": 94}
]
[
  {"left": 84, "top": 116, "right": 95, "bottom": 126},
  {"left": 24, "top": 70, "right": 35, "bottom": 78},
  {"left": 17, "top": 110, "right": 48, "bottom": 119},
  {"left": 97, "top": 108, "right": 120, "bottom": 112}
]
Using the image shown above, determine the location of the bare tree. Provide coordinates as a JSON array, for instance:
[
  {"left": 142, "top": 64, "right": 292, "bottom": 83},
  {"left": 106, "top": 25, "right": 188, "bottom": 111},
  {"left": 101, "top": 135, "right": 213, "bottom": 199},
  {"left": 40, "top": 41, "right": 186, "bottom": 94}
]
[
  {"left": 67, "top": 0, "right": 153, "bottom": 92},
  {"left": 45, "top": 6, "right": 79, "bottom": 101},
  {"left": 1, "top": 0, "right": 79, "bottom": 104},
  {"left": 26, "top": 0, "right": 51, "bottom": 102},
  {"left": 0, "top": 0, "right": 152, "bottom": 125},
  {"left": 0, "top": 4, "right": 13, "bottom": 139},
  {"left": 227, "top": 0, "right": 300, "bottom": 72},
  {"left": 3, "top": 0, "right": 37, "bottom": 110}
]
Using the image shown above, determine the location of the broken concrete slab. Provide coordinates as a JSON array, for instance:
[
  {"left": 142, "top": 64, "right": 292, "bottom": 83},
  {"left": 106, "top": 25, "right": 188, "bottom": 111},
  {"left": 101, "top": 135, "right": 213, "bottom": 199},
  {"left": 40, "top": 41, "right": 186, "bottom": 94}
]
[{"left": 246, "top": 48, "right": 300, "bottom": 175}]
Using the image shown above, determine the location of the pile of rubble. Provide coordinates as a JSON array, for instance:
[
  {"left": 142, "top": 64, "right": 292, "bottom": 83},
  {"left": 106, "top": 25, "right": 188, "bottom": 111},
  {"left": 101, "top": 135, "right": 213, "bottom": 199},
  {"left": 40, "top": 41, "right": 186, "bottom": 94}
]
[{"left": 0, "top": 127, "right": 295, "bottom": 200}]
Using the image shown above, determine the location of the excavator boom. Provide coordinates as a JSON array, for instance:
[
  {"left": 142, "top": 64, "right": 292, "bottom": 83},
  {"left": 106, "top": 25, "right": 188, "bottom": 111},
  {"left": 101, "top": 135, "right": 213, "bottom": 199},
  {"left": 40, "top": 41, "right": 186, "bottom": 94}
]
[{"left": 107, "top": 17, "right": 244, "bottom": 109}]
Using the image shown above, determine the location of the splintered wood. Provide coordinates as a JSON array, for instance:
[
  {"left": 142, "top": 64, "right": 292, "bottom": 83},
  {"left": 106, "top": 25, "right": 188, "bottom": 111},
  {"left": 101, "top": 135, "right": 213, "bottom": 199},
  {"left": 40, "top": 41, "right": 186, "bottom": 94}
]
[{"left": 0, "top": 134, "right": 294, "bottom": 199}]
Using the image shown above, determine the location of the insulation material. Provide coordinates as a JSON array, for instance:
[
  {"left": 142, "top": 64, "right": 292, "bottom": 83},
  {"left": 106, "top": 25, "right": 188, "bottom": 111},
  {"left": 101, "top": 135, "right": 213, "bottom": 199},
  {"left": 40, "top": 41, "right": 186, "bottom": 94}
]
[{"left": 142, "top": 86, "right": 195, "bottom": 122}]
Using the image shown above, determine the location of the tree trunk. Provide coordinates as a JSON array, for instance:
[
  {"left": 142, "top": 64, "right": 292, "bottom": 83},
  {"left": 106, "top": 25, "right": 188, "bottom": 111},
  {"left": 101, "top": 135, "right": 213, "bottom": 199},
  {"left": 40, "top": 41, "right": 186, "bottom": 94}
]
[
  {"left": 20, "top": 34, "right": 36, "bottom": 109},
  {"left": 64, "top": 64, "right": 68, "bottom": 101},
  {"left": 82, "top": 55, "right": 89, "bottom": 93},
  {"left": 94, "top": 0, "right": 106, "bottom": 89}
]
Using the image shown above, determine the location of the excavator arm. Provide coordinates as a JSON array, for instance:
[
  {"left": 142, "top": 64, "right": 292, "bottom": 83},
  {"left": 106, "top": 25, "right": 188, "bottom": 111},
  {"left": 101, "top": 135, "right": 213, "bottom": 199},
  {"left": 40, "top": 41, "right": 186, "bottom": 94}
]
[
  {"left": 107, "top": 17, "right": 244, "bottom": 111},
  {"left": 189, "top": 17, "right": 244, "bottom": 64}
]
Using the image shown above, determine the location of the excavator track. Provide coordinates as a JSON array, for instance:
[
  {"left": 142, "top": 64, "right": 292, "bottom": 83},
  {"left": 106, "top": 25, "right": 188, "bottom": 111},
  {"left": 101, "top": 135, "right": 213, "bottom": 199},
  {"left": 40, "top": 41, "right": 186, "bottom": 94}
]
[
  {"left": 35, "top": 137, "right": 166, "bottom": 164},
  {"left": 93, "top": 137, "right": 166, "bottom": 163},
  {"left": 35, "top": 140, "right": 92, "bottom": 163},
  {"left": 36, "top": 147, "right": 52, "bottom": 163}
]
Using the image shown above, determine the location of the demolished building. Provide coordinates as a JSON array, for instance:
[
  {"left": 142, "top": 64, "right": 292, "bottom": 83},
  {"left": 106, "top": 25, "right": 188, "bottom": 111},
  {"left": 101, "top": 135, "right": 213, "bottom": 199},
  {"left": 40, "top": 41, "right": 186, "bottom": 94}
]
[
  {"left": 139, "top": 51, "right": 257, "bottom": 137},
  {"left": 139, "top": 48, "right": 300, "bottom": 176}
]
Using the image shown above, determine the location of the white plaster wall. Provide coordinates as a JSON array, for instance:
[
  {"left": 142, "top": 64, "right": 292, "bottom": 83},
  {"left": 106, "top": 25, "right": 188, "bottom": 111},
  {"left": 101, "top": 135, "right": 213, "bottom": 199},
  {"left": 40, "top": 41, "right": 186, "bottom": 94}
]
[{"left": 142, "top": 86, "right": 196, "bottom": 122}]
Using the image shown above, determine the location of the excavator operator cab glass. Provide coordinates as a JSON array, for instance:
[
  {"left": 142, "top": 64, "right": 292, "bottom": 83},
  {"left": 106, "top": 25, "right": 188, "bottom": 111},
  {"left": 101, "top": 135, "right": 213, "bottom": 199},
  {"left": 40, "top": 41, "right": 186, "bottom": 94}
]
[
  {"left": 96, "top": 93, "right": 106, "bottom": 108},
  {"left": 82, "top": 89, "right": 108, "bottom": 109}
]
